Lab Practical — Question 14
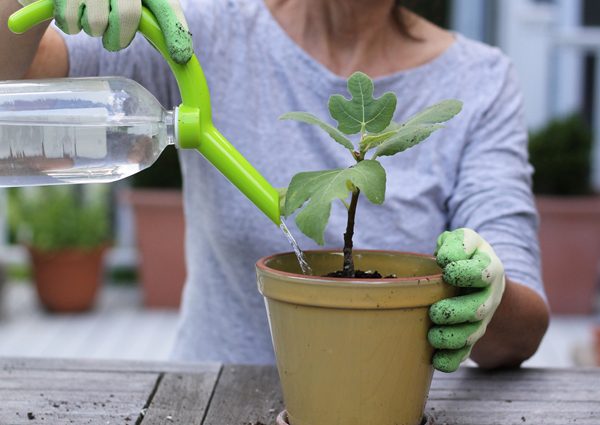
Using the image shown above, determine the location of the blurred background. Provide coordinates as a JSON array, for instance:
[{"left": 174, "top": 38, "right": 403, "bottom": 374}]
[{"left": 0, "top": 0, "right": 598, "bottom": 367}]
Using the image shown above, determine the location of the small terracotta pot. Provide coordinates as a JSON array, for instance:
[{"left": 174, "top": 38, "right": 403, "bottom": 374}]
[
  {"left": 29, "top": 245, "right": 107, "bottom": 313},
  {"left": 125, "top": 189, "right": 186, "bottom": 308},
  {"left": 594, "top": 326, "right": 600, "bottom": 366},
  {"left": 257, "top": 250, "right": 455, "bottom": 425},
  {"left": 536, "top": 196, "right": 600, "bottom": 314}
]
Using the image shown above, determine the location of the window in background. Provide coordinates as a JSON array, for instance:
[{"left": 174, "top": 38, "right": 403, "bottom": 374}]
[
  {"left": 447, "top": 0, "right": 498, "bottom": 46},
  {"left": 583, "top": 0, "right": 600, "bottom": 26},
  {"left": 482, "top": 0, "right": 499, "bottom": 46},
  {"left": 405, "top": 0, "right": 452, "bottom": 29},
  {"left": 583, "top": 0, "right": 600, "bottom": 127}
]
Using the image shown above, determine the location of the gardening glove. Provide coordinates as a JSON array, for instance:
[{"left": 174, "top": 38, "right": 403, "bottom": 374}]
[
  {"left": 428, "top": 228, "right": 505, "bottom": 373},
  {"left": 17, "top": 0, "right": 193, "bottom": 64}
]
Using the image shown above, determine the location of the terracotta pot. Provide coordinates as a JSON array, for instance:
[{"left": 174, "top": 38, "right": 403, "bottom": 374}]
[
  {"left": 29, "top": 246, "right": 106, "bottom": 313},
  {"left": 126, "top": 189, "right": 186, "bottom": 308},
  {"left": 594, "top": 326, "right": 600, "bottom": 366},
  {"left": 256, "top": 250, "right": 456, "bottom": 425},
  {"left": 536, "top": 196, "right": 600, "bottom": 314}
]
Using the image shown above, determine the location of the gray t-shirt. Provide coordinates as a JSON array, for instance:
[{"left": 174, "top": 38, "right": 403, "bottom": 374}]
[{"left": 64, "top": 0, "right": 544, "bottom": 364}]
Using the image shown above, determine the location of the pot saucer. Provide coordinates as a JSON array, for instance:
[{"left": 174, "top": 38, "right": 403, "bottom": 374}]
[{"left": 276, "top": 410, "right": 435, "bottom": 425}]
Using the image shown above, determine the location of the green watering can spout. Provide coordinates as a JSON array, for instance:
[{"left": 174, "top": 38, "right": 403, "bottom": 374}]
[{"left": 8, "top": 0, "right": 281, "bottom": 225}]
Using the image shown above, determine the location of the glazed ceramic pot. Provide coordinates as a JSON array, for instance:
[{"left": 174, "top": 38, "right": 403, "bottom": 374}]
[{"left": 257, "top": 250, "right": 455, "bottom": 425}]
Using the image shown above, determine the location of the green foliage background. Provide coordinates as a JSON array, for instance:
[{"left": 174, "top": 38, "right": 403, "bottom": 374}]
[
  {"left": 404, "top": 0, "right": 451, "bottom": 28},
  {"left": 131, "top": 145, "right": 182, "bottom": 189},
  {"left": 528, "top": 115, "right": 593, "bottom": 196},
  {"left": 8, "top": 186, "right": 111, "bottom": 251}
]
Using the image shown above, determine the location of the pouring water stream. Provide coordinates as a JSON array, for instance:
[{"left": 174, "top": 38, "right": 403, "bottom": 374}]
[{"left": 279, "top": 218, "right": 313, "bottom": 275}]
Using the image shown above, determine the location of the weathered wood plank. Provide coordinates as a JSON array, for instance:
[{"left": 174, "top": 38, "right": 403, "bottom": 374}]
[
  {"left": 202, "top": 365, "right": 284, "bottom": 425},
  {"left": 0, "top": 369, "right": 156, "bottom": 391},
  {"left": 427, "top": 367, "right": 600, "bottom": 403},
  {"left": 1, "top": 359, "right": 599, "bottom": 425},
  {"left": 428, "top": 388, "right": 599, "bottom": 402},
  {"left": 0, "top": 369, "right": 158, "bottom": 425},
  {"left": 425, "top": 400, "right": 600, "bottom": 425},
  {"left": 433, "top": 367, "right": 600, "bottom": 382},
  {"left": 198, "top": 366, "right": 600, "bottom": 425},
  {"left": 426, "top": 368, "right": 600, "bottom": 424},
  {"left": 141, "top": 369, "right": 222, "bottom": 425},
  {"left": 0, "top": 357, "right": 221, "bottom": 374},
  {"left": 429, "top": 374, "right": 600, "bottom": 401}
]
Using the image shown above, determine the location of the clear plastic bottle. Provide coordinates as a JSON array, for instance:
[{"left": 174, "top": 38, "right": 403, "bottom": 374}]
[{"left": 0, "top": 77, "right": 175, "bottom": 186}]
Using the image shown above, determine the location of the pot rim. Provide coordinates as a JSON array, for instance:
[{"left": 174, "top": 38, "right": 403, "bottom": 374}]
[
  {"left": 256, "top": 249, "right": 442, "bottom": 284},
  {"left": 26, "top": 243, "right": 111, "bottom": 256},
  {"left": 256, "top": 250, "right": 454, "bottom": 308}
]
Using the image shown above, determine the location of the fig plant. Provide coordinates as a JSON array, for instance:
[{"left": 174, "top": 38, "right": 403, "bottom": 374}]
[{"left": 280, "top": 72, "right": 462, "bottom": 277}]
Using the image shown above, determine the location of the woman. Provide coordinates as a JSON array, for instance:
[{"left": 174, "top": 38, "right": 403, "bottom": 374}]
[{"left": 1, "top": 0, "right": 549, "bottom": 371}]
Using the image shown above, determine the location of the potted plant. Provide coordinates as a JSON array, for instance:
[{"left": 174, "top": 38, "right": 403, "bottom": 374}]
[
  {"left": 10, "top": 186, "right": 110, "bottom": 312},
  {"left": 529, "top": 115, "right": 600, "bottom": 314},
  {"left": 124, "top": 145, "right": 186, "bottom": 308},
  {"left": 256, "top": 73, "right": 461, "bottom": 425}
]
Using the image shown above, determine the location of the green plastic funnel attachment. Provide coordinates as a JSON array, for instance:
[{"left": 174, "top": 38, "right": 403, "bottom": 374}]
[{"left": 8, "top": 0, "right": 281, "bottom": 225}]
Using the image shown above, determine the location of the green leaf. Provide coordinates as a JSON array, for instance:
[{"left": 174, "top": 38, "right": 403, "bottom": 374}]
[
  {"left": 276, "top": 187, "right": 288, "bottom": 213},
  {"left": 373, "top": 124, "right": 443, "bottom": 158},
  {"left": 404, "top": 99, "right": 463, "bottom": 126},
  {"left": 372, "top": 99, "right": 463, "bottom": 158},
  {"left": 359, "top": 121, "right": 413, "bottom": 153},
  {"left": 283, "top": 160, "right": 386, "bottom": 245},
  {"left": 328, "top": 72, "right": 397, "bottom": 135},
  {"left": 383, "top": 122, "right": 402, "bottom": 131},
  {"left": 9, "top": 186, "right": 110, "bottom": 251},
  {"left": 280, "top": 112, "right": 354, "bottom": 151},
  {"left": 359, "top": 130, "right": 399, "bottom": 153}
]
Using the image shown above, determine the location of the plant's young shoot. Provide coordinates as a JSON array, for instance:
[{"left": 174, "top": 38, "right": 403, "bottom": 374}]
[{"left": 280, "top": 72, "right": 462, "bottom": 277}]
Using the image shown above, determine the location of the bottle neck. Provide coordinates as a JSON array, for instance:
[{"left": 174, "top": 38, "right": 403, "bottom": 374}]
[{"left": 164, "top": 110, "right": 176, "bottom": 146}]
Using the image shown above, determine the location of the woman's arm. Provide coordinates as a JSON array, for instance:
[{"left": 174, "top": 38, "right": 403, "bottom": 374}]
[
  {"left": 471, "top": 278, "right": 549, "bottom": 368},
  {"left": 0, "top": 0, "right": 68, "bottom": 80},
  {"left": 440, "top": 51, "right": 550, "bottom": 369}
]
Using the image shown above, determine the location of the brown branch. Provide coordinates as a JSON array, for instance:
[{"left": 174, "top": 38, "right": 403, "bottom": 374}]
[{"left": 342, "top": 188, "right": 360, "bottom": 277}]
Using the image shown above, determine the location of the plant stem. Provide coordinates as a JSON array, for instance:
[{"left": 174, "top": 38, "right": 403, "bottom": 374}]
[{"left": 342, "top": 188, "right": 360, "bottom": 277}]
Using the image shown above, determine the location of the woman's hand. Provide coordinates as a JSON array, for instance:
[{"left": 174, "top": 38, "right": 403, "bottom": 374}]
[
  {"left": 19, "top": 0, "right": 193, "bottom": 64},
  {"left": 429, "top": 228, "right": 506, "bottom": 372}
]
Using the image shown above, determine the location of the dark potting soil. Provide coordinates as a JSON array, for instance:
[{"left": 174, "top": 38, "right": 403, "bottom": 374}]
[{"left": 324, "top": 270, "right": 397, "bottom": 279}]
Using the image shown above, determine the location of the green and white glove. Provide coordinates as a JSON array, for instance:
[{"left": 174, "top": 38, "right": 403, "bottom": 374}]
[
  {"left": 18, "top": 0, "right": 193, "bottom": 64},
  {"left": 428, "top": 228, "right": 506, "bottom": 373}
]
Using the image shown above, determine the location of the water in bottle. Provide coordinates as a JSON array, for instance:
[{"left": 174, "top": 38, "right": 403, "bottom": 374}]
[{"left": 0, "top": 77, "right": 175, "bottom": 186}]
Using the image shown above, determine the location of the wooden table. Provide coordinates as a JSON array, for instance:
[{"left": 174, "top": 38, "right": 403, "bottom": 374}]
[{"left": 1, "top": 358, "right": 599, "bottom": 425}]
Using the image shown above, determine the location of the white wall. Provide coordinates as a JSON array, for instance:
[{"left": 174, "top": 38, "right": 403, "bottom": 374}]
[
  {"left": 453, "top": 0, "right": 600, "bottom": 188},
  {"left": 451, "top": 0, "right": 488, "bottom": 42},
  {"left": 453, "top": 0, "right": 584, "bottom": 129},
  {"left": 553, "top": 0, "right": 584, "bottom": 118},
  {"left": 495, "top": 0, "right": 557, "bottom": 130}
]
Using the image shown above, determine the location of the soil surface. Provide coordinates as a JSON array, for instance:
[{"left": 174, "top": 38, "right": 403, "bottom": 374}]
[{"left": 325, "top": 270, "right": 397, "bottom": 279}]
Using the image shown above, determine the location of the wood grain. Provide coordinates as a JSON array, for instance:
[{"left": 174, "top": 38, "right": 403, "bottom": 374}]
[
  {"left": 202, "top": 365, "right": 285, "bottom": 425},
  {"left": 1, "top": 359, "right": 599, "bottom": 425},
  {"left": 0, "top": 368, "right": 158, "bottom": 425},
  {"left": 426, "top": 368, "right": 600, "bottom": 425},
  {"left": 0, "top": 357, "right": 220, "bottom": 374},
  {"left": 0, "top": 359, "right": 221, "bottom": 425},
  {"left": 141, "top": 369, "right": 221, "bottom": 425}
]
